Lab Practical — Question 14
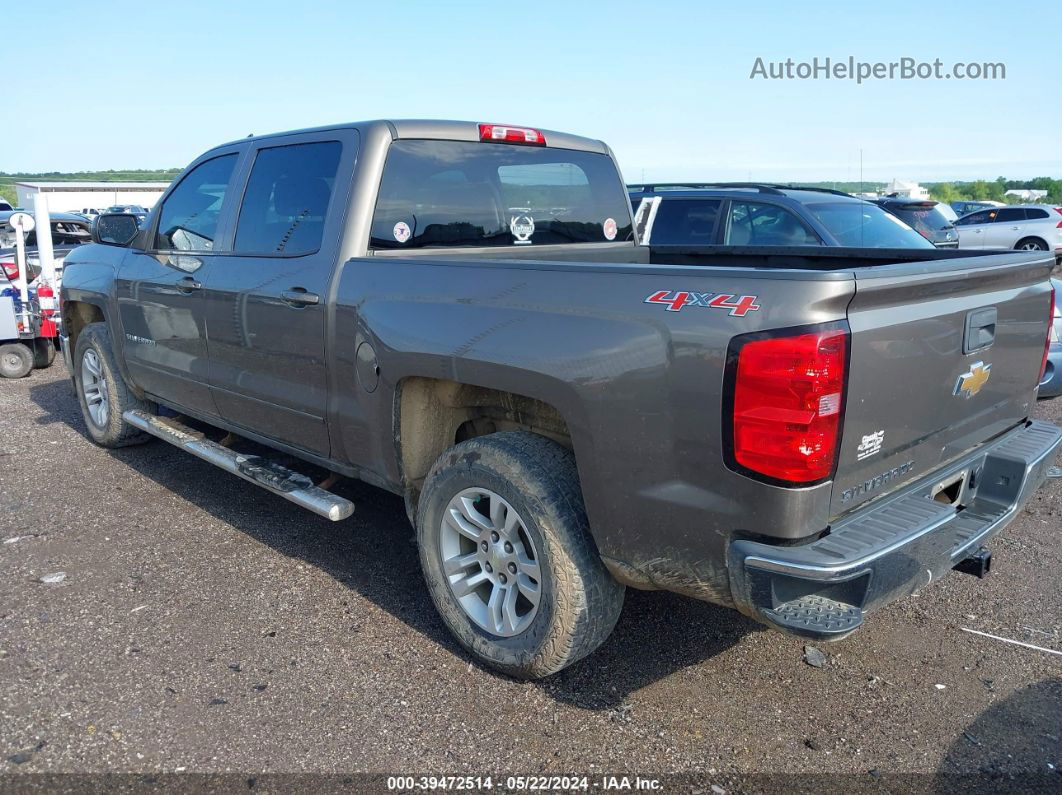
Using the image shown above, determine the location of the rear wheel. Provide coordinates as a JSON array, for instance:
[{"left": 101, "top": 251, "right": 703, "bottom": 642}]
[
  {"left": 1015, "top": 237, "right": 1048, "bottom": 251},
  {"left": 73, "top": 323, "right": 154, "bottom": 447},
  {"left": 416, "top": 432, "right": 624, "bottom": 679},
  {"left": 0, "top": 343, "right": 33, "bottom": 379},
  {"left": 32, "top": 338, "right": 56, "bottom": 369}
]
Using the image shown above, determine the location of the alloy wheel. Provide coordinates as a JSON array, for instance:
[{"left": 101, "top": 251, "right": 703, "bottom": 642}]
[{"left": 439, "top": 488, "right": 542, "bottom": 637}]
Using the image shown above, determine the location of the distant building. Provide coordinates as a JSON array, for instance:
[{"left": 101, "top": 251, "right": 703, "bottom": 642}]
[
  {"left": 14, "top": 181, "right": 171, "bottom": 214},
  {"left": 1003, "top": 189, "right": 1048, "bottom": 202},
  {"left": 885, "top": 179, "right": 929, "bottom": 200}
]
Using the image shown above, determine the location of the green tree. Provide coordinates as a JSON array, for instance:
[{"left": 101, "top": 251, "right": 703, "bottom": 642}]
[{"left": 930, "top": 182, "right": 961, "bottom": 204}]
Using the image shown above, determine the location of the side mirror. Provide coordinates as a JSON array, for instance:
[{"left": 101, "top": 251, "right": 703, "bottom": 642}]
[{"left": 93, "top": 213, "right": 141, "bottom": 247}]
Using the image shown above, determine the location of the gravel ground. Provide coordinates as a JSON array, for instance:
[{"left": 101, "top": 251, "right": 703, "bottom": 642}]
[{"left": 1, "top": 365, "right": 1059, "bottom": 789}]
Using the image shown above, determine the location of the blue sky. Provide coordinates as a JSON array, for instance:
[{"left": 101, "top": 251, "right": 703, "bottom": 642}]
[{"left": 6, "top": 1, "right": 1059, "bottom": 182}]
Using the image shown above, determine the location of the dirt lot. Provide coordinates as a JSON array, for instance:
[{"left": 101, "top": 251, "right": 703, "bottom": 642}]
[{"left": 1, "top": 365, "right": 1059, "bottom": 789}]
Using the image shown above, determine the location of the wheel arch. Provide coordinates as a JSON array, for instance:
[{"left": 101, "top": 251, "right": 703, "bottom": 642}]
[
  {"left": 63, "top": 299, "right": 106, "bottom": 354},
  {"left": 1014, "top": 236, "right": 1049, "bottom": 251},
  {"left": 395, "top": 376, "right": 585, "bottom": 519}
]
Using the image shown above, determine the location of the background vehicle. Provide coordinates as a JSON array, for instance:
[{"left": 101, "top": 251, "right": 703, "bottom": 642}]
[
  {"left": 952, "top": 200, "right": 1005, "bottom": 217},
  {"left": 933, "top": 201, "right": 959, "bottom": 224},
  {"left": 1, "top": 210, "right": 91, "bottom": 288},
  {"left": 954, "top": 205, "right": 1062, "bottom": 252},
  {"left": 60, "top": 121, "right": 1060, "bottom": 678},
  {"left": 629, "top": 183, "right": 935, "bottom": 249},
  {"left": 872, "top": 196, "right": 958, "bottom": 248},
  {"left": 102, "top": 205, "right": 148, "bottom": 226},
  {"left": 1040, "top": 277, "right": 1062, "bottom": 398},
  {"left": 0, "top": 200, "right": 12, "bottom": 212}
]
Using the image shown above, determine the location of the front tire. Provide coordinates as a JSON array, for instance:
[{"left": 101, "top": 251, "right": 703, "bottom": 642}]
[
  {"left": 0, "top": 343, "right": 33, "bottom": 379},
  {"left": 416, "top": 432, "right": 624, "bottom": 679},
  {"left": 73, "top": 323, "right": 154, "bottom": 447}
]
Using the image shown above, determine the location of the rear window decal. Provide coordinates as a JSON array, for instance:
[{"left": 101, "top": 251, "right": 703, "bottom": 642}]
[{"left": 510, "top": 214, "right": 534, "bottom": 244}]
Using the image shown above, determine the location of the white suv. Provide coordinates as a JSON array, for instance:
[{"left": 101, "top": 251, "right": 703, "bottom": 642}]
[{"left": 955, "top": 204, "right": 1062, "bottom": 253}]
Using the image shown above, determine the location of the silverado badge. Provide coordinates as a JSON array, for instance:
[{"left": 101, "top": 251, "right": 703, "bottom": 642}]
[{"left": 955, "top": 361, "right": 991, "bottom": 399}]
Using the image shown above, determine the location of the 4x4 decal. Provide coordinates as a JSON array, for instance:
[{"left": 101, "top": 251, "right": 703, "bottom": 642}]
[{"left": 644, "top": 290, "right": 761, "bottom": 316}]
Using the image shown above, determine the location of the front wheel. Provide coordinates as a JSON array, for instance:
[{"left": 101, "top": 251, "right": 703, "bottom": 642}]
[
  {"left": 416, "top": 432, "right": 624, "bottom": 679},
  {"left": 73, "top": 323, "right": 155, "bottom": 447}
]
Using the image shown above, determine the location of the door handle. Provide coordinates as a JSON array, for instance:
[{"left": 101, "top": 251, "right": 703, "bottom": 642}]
[
  {"left": 964, "top": 307, "right": 997, "bottom": 353},
  {"left": 177, "top": 276, "right": 202, "bottom": 292},
  {"left": 281, "top": 288, "right": 320, "bottom": 306},
  {"left": 1011, "top": 226, "right": 1021, "bottom": 230}
]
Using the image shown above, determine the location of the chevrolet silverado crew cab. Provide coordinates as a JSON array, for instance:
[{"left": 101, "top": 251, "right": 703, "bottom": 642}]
[{"left": 60, "top": 120, "right": 1061, "bottom": 678}]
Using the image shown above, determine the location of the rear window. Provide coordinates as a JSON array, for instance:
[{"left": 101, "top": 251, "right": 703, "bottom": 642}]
[
  {"left": 806, "top": 202, "right": 935, "bottom": 248},
  {"left": 370, "top": 140, "right": 632, "bottom": 249},
  {"left": 884, "top": 204, "right": 954, "bottom": 236}
]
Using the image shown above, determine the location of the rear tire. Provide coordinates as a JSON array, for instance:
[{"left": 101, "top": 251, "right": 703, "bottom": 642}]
[
  {"left": 73, "top": 323, "right": 155, "bottom": 447},
  {"left": 416, "top": 432, "right": 624, "bottom": 679},
  {"left": 1015, "top": 237, "right": 1048, "bottom": 251},
  {"left": 0, "top": 343, "right": 33, "bottom": 379},
  {"left": 32, "top": 338, "right": 56, "bottom": 369}
]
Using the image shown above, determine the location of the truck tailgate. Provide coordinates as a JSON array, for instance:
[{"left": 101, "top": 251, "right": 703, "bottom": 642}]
[{"left": 832, "top": 252, "right": 1055, "bottom": 517}]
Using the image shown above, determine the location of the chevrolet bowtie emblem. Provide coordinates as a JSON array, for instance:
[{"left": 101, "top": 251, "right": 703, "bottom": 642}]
[{"left": 955, "top": 361, "right": 991, "bottom": 398}]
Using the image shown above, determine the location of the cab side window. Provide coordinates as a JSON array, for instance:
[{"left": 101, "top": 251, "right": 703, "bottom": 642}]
[
  {"left": 234, "top": 141, "right": 342, "bottom": 255},
  {"left": 155, "top": 154, "right": 238, "bottom": 252}
]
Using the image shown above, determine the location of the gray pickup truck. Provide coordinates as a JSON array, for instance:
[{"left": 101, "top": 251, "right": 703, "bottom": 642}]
[{"left": 60, "top": 120, "right": 1060, "bottom": 678}]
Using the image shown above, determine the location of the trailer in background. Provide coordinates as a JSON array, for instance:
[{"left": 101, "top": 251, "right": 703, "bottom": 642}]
[{"left": 0, "top": 207, "right": 59, "bottom": 379}]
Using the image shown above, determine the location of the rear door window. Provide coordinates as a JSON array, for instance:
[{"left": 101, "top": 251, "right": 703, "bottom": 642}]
[
  {"left": 647, "top": 198, "right": 722, "bottom": 244},
  {"left": 234, "top": 141, "right": 342, "bottom": 255},
  {"left": 155, "top": 154, "right": 238, "bottom": 252},
  {"left": 724, "top": 201, "right": 821, "bottom": 246},
  {"left": 370, "top": 140, "right": 632, "bottom": 249},
  {"left": 994, "top": 208, "right": 1027, "bottom": 223}
]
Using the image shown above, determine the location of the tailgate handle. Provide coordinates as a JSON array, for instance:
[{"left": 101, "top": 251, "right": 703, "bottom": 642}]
[{"left": 964, "top": 307, "right": 996, "bottom": 354}]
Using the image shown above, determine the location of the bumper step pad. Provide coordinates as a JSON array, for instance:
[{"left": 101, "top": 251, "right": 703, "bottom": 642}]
[
  {"left": 761, "top": 594, "right": 863, "bottom": 636},
  {"left": 730, "top": 420, "right": 1062, "bottom": 642}
]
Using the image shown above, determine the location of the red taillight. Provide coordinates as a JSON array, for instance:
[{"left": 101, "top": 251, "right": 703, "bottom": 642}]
[
  {"left": 1, "top": 261, "right": 17, "bottom": 281},
  {"left": 728, "top": 327, "right": 848, "bottom": 484},
  {"left": 1041, "top": 286, "right": 1055, "bottom": 383},
  {"left": 478, "top": 123, "right": 547, "bottom": 146}
]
